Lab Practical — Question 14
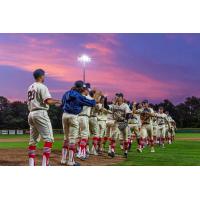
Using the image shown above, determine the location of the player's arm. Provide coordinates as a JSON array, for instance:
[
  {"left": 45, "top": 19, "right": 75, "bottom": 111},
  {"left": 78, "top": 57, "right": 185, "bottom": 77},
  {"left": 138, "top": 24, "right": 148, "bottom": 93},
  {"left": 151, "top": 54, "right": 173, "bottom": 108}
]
[
  {"left": 164, "top": 116, "right": 171, "bottom": 128},
  {"left": 42, "top": 86, "right": 61, "bottom": 105},
  {"left": 45, "top": 98, "right": 61, "bottom": 105},
  {"left": 132, "top": 101, "right": 138, "bottom": 114},
  {"left": 104, "top": 97, "right": 110, "bottom": 110},
  {"left": 79, "top": 94, "right": 96, "bottom": 107}
]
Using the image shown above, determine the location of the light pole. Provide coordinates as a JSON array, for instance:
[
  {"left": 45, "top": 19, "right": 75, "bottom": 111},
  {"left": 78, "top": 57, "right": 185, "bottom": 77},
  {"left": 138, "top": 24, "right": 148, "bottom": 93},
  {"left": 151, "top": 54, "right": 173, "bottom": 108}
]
[{"left": 78, "top": 54, "right": 91, "bottom": 82}]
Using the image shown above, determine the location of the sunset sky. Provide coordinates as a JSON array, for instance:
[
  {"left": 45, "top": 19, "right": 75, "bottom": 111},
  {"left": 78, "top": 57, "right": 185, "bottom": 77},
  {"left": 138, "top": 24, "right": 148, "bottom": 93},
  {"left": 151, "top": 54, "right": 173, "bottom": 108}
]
[{"left": 0, "top": 33, "right": 200, "bottom": 104}]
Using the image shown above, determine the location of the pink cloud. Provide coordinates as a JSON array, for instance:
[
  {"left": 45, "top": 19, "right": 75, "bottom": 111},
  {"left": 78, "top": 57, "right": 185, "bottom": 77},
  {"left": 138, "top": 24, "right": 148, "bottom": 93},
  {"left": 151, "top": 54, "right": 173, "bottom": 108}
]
[
  {"left": 0, "top": 34, "right": 185, "bottom": 102},
  {"left": 84, "top": 43, "right": 112, "bottom": 55}
]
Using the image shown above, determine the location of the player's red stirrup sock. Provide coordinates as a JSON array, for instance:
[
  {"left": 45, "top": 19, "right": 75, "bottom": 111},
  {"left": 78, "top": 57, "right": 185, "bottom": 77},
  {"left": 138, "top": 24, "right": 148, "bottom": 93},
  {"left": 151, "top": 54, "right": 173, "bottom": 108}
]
[
  {"left": 79, "top": 139, "right": 87, "bottom": 158},
  {"left": 77, "top": 139, "right": 81, "bottom": 151},
  {"left": 139, "top": 138, "right": 144, "bottom": 149},
  {"left": 128, "top": 138, "right": 131, "bottom": 145},
  {"left": 61, "top": 140, "right": 69, "bottom": 162},
  {"left": 92, "top": 136, "right": 98, "bottom": 150},
  {"left": 150, "top": 139, "right": 154, "bottom": 147},
  {"left": 153, "top": 136, "right": 157, "bottom": 144},
  {"left": 98, "top": 137, "right": 102, "bottom": 151},
  {"left": 42, "top": 142, "right": 52, "bottom": 166},
  {"left": 86, "top": 139, "right": 90, "bottom": 154},
  {"left": 123, "top": 141, "right": 128, "bottom": 152},
  {"left": 103, "top": 136, "right": 108, "bottom": 145},
  {"left": 110, "top": 139, "right": 116, "bottom": 152},
  {"left": 68, "top": 143, "right": 76, "bottom": 164},
  {"left": 28, "top": 145, "right": 36, "bottom": 166}
]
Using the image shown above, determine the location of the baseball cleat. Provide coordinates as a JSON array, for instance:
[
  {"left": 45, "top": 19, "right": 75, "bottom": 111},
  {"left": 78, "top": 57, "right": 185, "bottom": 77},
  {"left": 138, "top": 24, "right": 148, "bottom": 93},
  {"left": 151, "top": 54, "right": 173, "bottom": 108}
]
[
  {"left": 120, "top": 145, "right": 124, "bottom": 150},
  {"left": 98, "top": 150, "right": 103, "bottom": 155},
  {"left": 79, "top": 156, "right": 87, "bottom": 161},
  {"left": 137, "top": 148, "right": 142, "bottom": 153},
  {"left": 108, "top": 151, "right": 115, "bottom": 158},
  {"left": 61, "top": 159, "right": 67, "bottom": 165},
  {"left": 91, "top": 146, "right": 99, "bottom": 156},
  {"left": 123, "top": 152, "right": 128, "bottom": 158},
  {"left": 150, "top": 147, "right": 155, "bottom": 153},
  {"left": 67, "top": 161, "right": 81, "bottom": 166}
]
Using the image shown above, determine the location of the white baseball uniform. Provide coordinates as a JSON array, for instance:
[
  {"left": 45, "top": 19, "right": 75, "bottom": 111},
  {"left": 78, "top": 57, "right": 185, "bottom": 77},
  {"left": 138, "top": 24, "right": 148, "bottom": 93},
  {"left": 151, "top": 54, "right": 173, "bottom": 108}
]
[{"left": 27, "top": 82, "right": 54, "bottom": 145}]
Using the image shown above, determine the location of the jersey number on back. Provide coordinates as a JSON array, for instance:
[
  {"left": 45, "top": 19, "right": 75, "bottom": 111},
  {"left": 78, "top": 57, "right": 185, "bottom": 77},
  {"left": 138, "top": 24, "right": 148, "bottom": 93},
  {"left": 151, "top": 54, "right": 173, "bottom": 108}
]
[{"left": 28, "top": 91, "right": 36, "bottom": 101}]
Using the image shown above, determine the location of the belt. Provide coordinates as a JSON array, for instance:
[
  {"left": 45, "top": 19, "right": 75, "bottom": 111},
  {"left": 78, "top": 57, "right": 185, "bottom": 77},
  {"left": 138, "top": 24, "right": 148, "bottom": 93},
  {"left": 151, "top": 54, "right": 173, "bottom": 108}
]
[
  {"left": 142, "top": 123, "right": 150, "bottom": 125},
  {"left": 158, "top": 123, "right": 164, "bottom": 125},
  {"left": 79, "top": 114, "right": 89, "bottom": 117},
  {"left": 30, "top": 109, "right": 46, "bottom": 112},
  {"left": 90, "top": 115, "right": 97, "bottom": 117},
  {"left": 98, "top": 119, "right": 107, "bottom": 122}
]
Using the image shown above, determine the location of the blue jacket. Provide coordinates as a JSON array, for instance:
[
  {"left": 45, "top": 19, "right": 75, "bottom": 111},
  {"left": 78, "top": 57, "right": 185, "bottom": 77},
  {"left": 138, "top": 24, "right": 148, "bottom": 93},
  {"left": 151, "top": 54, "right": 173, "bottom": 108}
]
[{"left": 61, "top": 90, "right": 96, "bottom": 115}]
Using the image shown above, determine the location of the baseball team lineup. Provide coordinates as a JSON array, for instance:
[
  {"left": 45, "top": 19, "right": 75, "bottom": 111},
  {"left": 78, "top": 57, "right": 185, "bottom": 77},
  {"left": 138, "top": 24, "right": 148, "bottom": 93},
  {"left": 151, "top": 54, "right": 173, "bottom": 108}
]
[{"left": 27, "top": 68, "right": 176, "bottom": 166}]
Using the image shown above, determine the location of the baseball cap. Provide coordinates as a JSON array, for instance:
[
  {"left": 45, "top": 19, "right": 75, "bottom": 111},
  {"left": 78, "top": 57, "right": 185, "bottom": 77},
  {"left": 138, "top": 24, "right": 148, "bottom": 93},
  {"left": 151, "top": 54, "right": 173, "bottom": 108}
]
[
  {"left": 74, "top": 80, "right": 86, "bottom": 88},
  {"left": 85, "top": 83, "right": 91, "bottom": 91},
  {"left": 116, "top": 93, "right": 124, "bottom": 98},
  {"left": 33, "top": 69, "right": 45, "bottom": 79},
  {"left": 142, "top": 99, "right": 149, "bottom": 104}
]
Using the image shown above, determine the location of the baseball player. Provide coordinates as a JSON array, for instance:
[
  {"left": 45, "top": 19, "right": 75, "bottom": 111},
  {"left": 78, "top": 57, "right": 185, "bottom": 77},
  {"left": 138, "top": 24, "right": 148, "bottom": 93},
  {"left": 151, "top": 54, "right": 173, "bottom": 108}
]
[
  {"left": 102, "top": 106, "right": 116, "bottom": 152},
  {"left": 96, "top": 96, "right": 112, "bottom": 154},
  {"left": 89, "top": 90, "right": 103, "bottom": 155},
  {"left": 128, "top": 102, "right": 141, "bottom": 152},
  {"left": 27, "top": 69, "right": 61, "bottom": 166},
  {"left": 106, "top": 93, "right": 132, "bottom": 158},
  {"left": 165, "top": 111, "right": 176, "bottom": 144},
  {"left": 133, "top": 100, "right": 156, "bottom": 153},
  {"left": 76, "top": 83, "right": 93, "bottom": 160},
  {"left": 152, "top": 116, "right": 159, "bottom": 144},
  {"left": 157, "top": 107, "right": 170, "bottom": 148},
  {"left": 61, "top": 81, "right": 96, "bottom": 166}
]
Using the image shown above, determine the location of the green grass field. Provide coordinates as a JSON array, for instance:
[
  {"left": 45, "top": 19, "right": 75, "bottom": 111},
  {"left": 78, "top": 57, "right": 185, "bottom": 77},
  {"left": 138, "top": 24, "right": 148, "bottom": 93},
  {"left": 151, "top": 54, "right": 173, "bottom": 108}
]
[{"left": 0, "top": 132, "right": 200, "bottom": 166}]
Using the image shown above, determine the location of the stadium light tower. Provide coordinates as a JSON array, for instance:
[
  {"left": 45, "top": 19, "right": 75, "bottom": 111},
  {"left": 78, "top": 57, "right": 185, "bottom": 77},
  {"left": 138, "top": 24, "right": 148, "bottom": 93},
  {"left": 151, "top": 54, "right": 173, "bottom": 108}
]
[{"left": 78, "top": 54, "right": 91, "bottom": 82}]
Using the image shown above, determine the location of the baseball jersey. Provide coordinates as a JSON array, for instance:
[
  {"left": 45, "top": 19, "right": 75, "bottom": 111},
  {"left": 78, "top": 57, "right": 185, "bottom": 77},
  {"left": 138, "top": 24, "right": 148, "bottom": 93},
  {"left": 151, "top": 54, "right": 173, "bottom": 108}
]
[
  {"left": 27, "top": 82, "right": 51, "bottom": 112},
  {"left": 128, "top": 114, "right": 139, "bottom": 124},
  {"left": 166, "top": 115, "right": 175, "bottom": 127},
  {"left": 90, "top": 104, "right": 99, "bottom": 117},
  {"left": 137, "top": 107, "right": 154, "bottom": 124},
  {"left": 96, "top": 103, "right": 110, "bottom": 121},
  {"left": 109, "top": 103, "right": 131, "bottom": 122},
  {"left": 157, "top": 113, "right": 168, "bottom": 125},
  {"left": 79, "top": 95, "right": 93, "bottom": 116},
  {"left": 152, "top": 116, "right": 158, "bottom": 127}
]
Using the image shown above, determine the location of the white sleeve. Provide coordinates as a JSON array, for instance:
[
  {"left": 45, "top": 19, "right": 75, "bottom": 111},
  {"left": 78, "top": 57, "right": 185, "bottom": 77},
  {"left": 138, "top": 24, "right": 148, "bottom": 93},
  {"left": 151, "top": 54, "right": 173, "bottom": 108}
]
[
  {"left": 109, "top": 104, "right": 113, "bottom": 111},
  {"left": 41, "top": 85, "right": 51, "bottom": 102},
  {"left": 125, "top": 104, "right": 132, "bottom": 114}
]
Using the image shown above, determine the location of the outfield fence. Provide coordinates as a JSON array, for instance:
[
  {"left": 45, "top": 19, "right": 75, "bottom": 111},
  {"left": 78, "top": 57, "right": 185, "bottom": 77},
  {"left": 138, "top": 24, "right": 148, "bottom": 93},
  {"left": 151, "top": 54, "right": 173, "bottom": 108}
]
[
  {"left": 0, "top": 129, "right": 64, "bottom": 135},
  {"left": 1, "top": 128, "right": 200, "bottom": 135}
]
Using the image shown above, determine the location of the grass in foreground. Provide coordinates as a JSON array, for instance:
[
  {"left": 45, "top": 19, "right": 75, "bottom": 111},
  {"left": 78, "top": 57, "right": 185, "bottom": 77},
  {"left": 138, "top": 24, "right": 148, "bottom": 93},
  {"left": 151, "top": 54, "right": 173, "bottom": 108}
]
[{"left": 0, "top": 133, "right": 200, "bottom": 166}]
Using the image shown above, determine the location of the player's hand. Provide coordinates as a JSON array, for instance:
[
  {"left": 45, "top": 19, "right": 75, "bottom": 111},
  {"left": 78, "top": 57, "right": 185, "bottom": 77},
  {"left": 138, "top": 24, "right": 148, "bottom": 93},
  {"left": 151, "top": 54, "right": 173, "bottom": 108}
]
[
  {"left": 133, "top": 100, "right": 137, "bottom": 105},
  {"left": 55, "top": 100, "right": 62, "bottom": 107}
]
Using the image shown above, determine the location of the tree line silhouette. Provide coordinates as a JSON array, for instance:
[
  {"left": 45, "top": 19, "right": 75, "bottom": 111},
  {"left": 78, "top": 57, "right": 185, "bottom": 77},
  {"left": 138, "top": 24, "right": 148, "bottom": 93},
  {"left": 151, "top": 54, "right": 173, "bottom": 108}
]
[{"left": 0, "top": 96, "right": 200, "bottom": 129}]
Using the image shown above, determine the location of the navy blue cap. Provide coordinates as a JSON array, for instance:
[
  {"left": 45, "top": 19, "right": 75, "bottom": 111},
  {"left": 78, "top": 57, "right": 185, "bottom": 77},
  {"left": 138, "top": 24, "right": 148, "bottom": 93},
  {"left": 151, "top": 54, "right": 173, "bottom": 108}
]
[
  {"left": 116, "top": 93, "right": 123, "bottom": 98},
  {"left": 33, "top": 69, "right": 45, "bottom": 79},
  {"left": 74, "top": 80, "right": 85, "bottom": 88},
  {"left": 85, "top": 83, "right": 91, "bottom": 89},
  {"left": 142, "top": 99, "right": 148, "bottom": 104}
]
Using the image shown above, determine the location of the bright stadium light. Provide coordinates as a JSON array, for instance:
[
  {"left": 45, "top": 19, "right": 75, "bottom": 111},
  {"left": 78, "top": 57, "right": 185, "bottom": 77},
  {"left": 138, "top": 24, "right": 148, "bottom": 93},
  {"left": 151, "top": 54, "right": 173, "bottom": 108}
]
[{"left": 78, "top": 54, "right": 91, "bottom": 82}]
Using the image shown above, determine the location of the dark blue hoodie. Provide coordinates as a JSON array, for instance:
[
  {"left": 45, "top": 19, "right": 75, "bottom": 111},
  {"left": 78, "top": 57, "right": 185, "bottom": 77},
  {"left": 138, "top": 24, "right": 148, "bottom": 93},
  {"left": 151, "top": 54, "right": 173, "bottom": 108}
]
[{"left": 61, "top": 90, "right": 96, "bottom": 115}]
